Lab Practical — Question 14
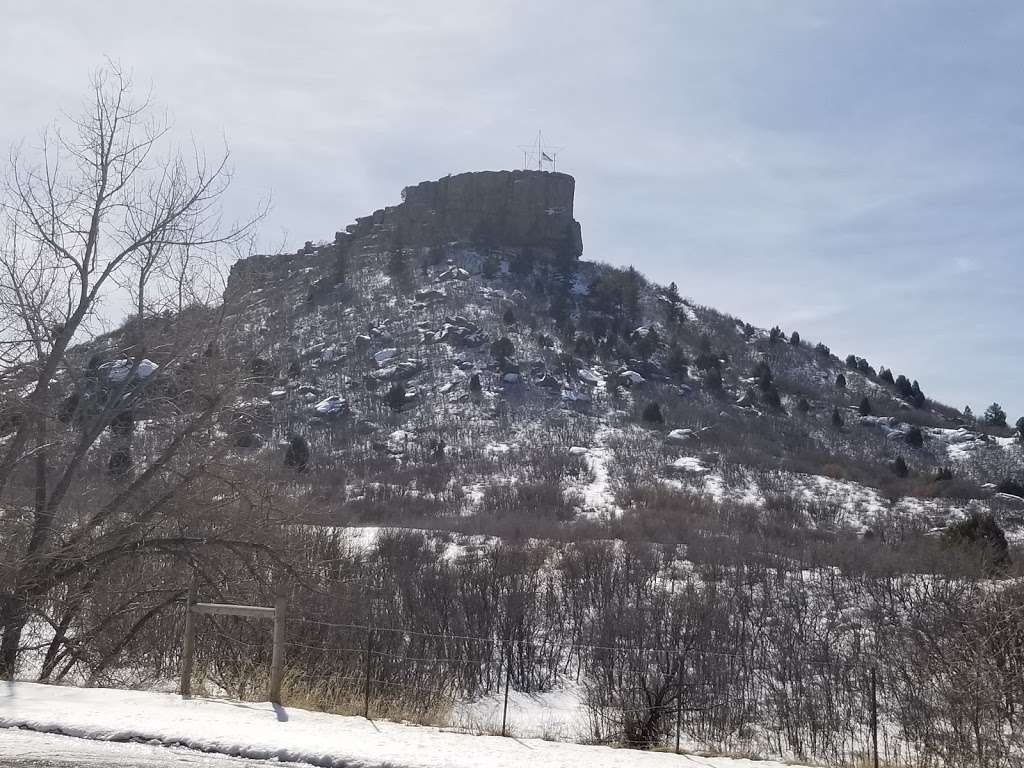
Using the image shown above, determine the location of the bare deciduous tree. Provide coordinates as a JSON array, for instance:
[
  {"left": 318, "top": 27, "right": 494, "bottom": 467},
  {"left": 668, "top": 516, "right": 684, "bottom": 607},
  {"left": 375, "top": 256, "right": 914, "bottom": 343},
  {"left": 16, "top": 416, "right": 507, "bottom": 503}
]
[{"left": 0, "top": 63, "right": 265, "bottom": 678}]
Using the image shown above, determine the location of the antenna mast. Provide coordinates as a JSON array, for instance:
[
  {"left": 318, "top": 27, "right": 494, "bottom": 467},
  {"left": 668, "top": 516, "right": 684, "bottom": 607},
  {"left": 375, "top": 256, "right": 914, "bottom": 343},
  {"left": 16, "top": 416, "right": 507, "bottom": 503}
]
[{"left": 516, "top": 131, "right": 564, "bottom": 172}]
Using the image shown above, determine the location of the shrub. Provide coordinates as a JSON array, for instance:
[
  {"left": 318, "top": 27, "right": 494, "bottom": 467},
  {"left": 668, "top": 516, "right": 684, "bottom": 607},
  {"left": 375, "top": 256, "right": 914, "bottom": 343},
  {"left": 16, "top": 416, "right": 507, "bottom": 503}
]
[
  {"left": 769, "top": 326, "right": 784, "bottom": 344},
  {"left": 480, "top": 480, "right": 576, "bottom": 522},
  {"left": 832, "top": 407, "right": 844, "bottom": 428},
  {"left": 796, "top": 397, "right": 811, "bottom": 414},
  {"left": 815, "top": 343, "right": 830, "bottom": 357},
  {"left": 502, "top": 308, "right": 517, "bottom": 325},
  {"left": 490, "top": 337, "right": 515, "bottom": 359},
  {"left": 385, "top": 382, "right": 408, "bottom": 411},
  {"left": 763, "top": 386, "right": 784, "bottom": 412},
  {"left": 704, "top": 368, "right": 723, "bottom": 392},
  {"left": 285, "top": 435, "right": 310, "bottom": 472},
  {"left": 905, "top": 426, "right": 924, "bottom": 448},
  {"left": 665, "top": 346, "right": 689, "bottom": 377},
  {"left": 482, "top": 254, "right": 500, "bottom": 279},
  {"left": 944, "top": 512, "right": 1010, "bottom": 571},
  {"left": 858, "top": 396, "right": 872, "bottom": 417},
  {"left": 789, "top": 331, "right": 800, "bottom": 346},
  {"left": 641, "top": 401, "right": 664, "bottom": 424},
  {"left": 892, "top": 456, "right": 908, "bottom": 478},
  {"left": 835, "top": 373, "right": 846, "bottom": 389}
]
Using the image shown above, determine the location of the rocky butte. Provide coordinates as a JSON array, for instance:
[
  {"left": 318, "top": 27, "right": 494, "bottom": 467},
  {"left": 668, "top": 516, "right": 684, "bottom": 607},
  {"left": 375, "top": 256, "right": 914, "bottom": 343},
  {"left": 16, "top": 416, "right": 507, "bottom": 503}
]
[{"left": 227, "top": 170, "right": 584, "bottom": 296}]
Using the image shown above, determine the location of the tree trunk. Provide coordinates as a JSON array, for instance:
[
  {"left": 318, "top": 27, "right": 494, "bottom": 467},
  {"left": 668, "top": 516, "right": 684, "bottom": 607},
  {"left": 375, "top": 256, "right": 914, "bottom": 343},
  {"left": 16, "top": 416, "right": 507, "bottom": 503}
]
[{"left": 0, "top": 593, "right": 27, "bottom": 679}]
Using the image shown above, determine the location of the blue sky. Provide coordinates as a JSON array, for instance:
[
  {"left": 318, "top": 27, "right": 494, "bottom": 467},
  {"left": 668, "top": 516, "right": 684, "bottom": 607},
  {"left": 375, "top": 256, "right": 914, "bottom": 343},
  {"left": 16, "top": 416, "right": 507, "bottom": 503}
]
[{"left": 2, "top": 1, "right": 1021, "bottom": 418}]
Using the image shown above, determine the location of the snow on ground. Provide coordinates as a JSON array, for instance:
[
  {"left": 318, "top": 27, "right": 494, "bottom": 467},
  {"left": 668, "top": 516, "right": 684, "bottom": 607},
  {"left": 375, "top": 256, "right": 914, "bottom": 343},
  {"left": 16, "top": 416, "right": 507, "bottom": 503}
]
[
  {"left": 0, "top": 682, "right": 812, "bottom": 768},
  {"left": 574, "top": 425, "right": 621, "bottom": 518},
  {"left": 0, "top": 728, "right": 315, "bottom": 767},
  {"left": 669, "top": 456, "right": 708, "bottom": 473},
  {"left": 689, "top": 467, "right": 957, "bottom": 532},
  {"left": 452, "top": 683, "right": 591, "bottom": 741}
]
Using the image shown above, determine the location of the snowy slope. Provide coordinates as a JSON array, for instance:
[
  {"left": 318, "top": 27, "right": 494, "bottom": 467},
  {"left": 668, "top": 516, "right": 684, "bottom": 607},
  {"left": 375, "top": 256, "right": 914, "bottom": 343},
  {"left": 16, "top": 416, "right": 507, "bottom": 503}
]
[{"left": 0, "top": 682, "right": 812, "bottom": 768}]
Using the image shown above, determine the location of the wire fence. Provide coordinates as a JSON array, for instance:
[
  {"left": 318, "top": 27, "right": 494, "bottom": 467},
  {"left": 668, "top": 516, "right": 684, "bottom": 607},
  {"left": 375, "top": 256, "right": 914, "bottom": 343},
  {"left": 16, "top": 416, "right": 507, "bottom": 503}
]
[{"left": 185, "top": 607, "right": 899, "bottom": 766}]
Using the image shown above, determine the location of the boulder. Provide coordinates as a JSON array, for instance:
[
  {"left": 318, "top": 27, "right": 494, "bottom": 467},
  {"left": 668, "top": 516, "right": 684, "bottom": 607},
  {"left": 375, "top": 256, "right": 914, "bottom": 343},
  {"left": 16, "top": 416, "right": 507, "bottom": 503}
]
[
  {"left": 373, "top": 347, "right": 399, "bottom": 366},
  {"left": 313, "top": 396, "right": 349, "bottom": 416},
  {"left": 666, "top": 429, "right": 694, "bottom": 445}
]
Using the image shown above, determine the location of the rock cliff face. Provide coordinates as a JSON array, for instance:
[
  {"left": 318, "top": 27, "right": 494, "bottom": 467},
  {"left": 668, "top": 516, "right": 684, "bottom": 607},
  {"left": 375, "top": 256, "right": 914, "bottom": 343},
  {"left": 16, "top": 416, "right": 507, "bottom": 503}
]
[
  {"left": 387, "top": 170, "right": 582, "bottom": 257},
  {"left": 227, "top": 170, "right": 582, "bottom": 297}
]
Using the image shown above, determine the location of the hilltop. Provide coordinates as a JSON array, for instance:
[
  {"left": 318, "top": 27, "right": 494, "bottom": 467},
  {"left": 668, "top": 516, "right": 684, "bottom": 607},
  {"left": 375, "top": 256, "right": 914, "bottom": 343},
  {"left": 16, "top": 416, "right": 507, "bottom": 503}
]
[{"left": 197, "top": 169, "right": 1024, "bottom": 550}]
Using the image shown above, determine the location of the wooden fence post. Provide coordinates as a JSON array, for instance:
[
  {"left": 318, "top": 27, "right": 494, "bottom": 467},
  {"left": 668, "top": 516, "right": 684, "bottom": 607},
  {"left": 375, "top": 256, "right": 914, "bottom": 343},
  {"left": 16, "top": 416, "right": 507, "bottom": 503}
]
[
  {"left": 269, "top": 594, "right": 287, "bottom": 705},
  {"left": 179, "top": 580, "right": 197, "bottom": 698}
]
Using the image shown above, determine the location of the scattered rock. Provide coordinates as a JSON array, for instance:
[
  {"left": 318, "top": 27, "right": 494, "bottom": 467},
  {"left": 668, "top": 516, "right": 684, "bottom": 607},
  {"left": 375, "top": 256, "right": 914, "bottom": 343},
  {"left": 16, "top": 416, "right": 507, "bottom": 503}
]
[
  {"left": 666, "top": 429, "right": 694, "bottom": 444},
  {"left": 373, "top": 348, "right": 399, "bottom": 366},
  {"left": 437, "top": 266, "right": 470, "bottom": 281},
  {"left": 313, "top": 396, "right": 349, "bottom": 416}
]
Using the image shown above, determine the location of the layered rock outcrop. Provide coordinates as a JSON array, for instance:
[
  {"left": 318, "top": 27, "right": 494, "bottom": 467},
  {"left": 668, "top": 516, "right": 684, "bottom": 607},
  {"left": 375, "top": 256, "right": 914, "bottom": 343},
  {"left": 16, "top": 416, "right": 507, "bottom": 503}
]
[
  {"left": 227, "top": 170, "right": 583, "bottom": 298},
  {"left": 384, "top": 170, "right": 582, "bottom": 257}
]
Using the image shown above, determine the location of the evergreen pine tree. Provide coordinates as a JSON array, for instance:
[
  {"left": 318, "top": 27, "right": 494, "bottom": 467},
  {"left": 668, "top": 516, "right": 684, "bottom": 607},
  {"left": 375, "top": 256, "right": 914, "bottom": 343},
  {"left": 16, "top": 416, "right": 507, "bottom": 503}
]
[
  {"left": 832, "top": 406, "right": 844, "bottom": 428},
  {"left": 642, "top": 401, "right": 664, "bottom": 424},
  {"left": 666, "top": 345, "right": 689, "bottom": 378},
  {"left": 789, "top": 331, "right": 801, "bottom": 346},
  {"left": 835, "top": 373, "right": 846, "bottom": 389},
  {"left": 858, "top": 396, "right": 872, "bottom": 417},
  {"left": 910, "top": 380, "right": 926, "bottom": 408},
  {"left": 892, "top": 456, "right": 909, "bottom": 478},
  {"left": 284, "top": 435, "right": 310, "bottom": 472},
  {"left": 386, "top": 382, "right": 409, "bottom": 411},
  {"left": 482, "top": 254, "right": 500, "bottom": 279},
  {"left": 984, "top": 402, "right": 1008, "bottom": 428},
  {"left": 764, "top": 386, "right": 784, "bottom": 412},
  {"left": 704, "top": 368, "right": 723, "bottom": 393}
]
